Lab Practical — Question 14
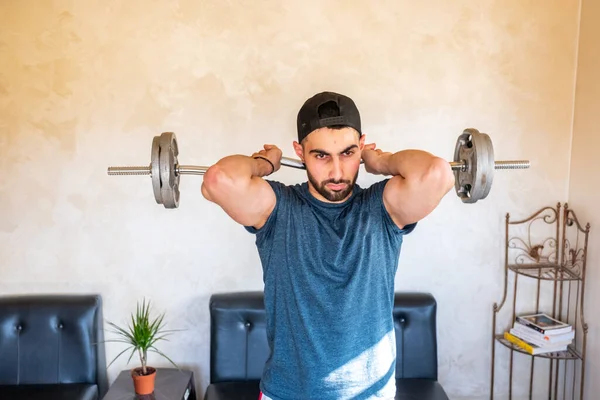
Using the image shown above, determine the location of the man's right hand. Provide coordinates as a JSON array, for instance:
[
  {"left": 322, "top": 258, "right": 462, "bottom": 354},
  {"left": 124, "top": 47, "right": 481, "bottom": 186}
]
[{"left": 251, "top": 144, "right": 283, "bottom": 177}]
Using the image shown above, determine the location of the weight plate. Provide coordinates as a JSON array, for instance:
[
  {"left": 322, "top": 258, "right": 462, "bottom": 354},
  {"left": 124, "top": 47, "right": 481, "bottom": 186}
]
[
  {"left": 477, "top": 132, "right": 494, "bottom": 200},
  {"left": 453, "top": 131, "right": 472, "bottom": 201},
  {"left": 151, "top": 135, "right": 163, "bottom": 205},
  {"left": 453, "top": 129, "right": 495, "bottom": 203},
  {"left": 159, "top": 132, "right": 181, "bottom": 208}
]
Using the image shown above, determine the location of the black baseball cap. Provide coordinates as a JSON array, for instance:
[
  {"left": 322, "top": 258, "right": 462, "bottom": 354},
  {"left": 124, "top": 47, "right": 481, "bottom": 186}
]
[{"left": 296, "top": 91, "right": 362, "bottom": 143}]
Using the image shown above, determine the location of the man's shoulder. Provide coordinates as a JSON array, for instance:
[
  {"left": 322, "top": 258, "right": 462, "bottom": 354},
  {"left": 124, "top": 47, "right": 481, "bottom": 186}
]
[
  {"left": 353, "top": 179, "right": 418, "bottom": 235},
  {"left": 243, "top": 181, "right": 304, "bottom": 236},
  {"left": 264, "top": 179, "right": 306, "bottom": 198},
  {"left": 352, "top": 179, "right": 390, "bottom": 202},
  {"left": 264, "top": 179, "right": 300, "bottom": 189}
]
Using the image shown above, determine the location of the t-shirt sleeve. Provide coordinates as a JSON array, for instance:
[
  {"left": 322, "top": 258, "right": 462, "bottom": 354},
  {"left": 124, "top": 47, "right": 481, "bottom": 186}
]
[
  {"left": 244, "top": 180, "right": 286, "bottom": 242},
  {"left": 368, "top": 178, "right": 417, "bottom": 236}
]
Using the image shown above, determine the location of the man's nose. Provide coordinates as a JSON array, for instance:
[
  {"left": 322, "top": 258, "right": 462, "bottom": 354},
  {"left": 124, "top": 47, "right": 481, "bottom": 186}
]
[{"left": 330, "top": 158, "right": 343, "bottom": 181}]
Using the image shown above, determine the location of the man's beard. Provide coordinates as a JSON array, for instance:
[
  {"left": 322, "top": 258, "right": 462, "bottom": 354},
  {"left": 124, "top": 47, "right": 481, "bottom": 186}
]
[{"left": 307, "top": 169, "right": 359, "bottom": 202}]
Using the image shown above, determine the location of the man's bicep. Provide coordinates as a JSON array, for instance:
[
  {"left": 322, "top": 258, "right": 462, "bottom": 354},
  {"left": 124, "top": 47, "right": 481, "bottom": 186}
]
[
  {"left": 203, "top": 175, "right": 278, "bottom": 229},
  {"left": 382, "top": 176, "right": 435, "bottom": 230},
  {"left": 246, "top": 178, "right": 278, "bottom": 230},
  {"left": 252, "top": 178, "right": 279, "bottom": 230},
  {"left": 228, "top": 177, "right": 278, "bottom": 229},
  {"left": 243, "top": 180, "right": 283, "bottom": 242}
]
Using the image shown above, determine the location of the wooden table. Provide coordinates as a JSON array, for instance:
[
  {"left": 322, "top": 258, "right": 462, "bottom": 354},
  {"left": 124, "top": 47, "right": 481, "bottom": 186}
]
[{"left": 102, "top": 368, "right": 196, "bottom": 400}]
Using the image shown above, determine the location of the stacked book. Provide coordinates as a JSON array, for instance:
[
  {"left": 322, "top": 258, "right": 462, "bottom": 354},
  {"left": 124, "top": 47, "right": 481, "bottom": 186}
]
[{"left": 503, "top": 313, "right": 574, "bottom": 355}]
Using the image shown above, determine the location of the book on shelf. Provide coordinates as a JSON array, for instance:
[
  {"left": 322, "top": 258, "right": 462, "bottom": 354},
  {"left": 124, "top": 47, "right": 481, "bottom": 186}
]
[
  {"left": 515, "top": 313, "right": 572, "bottom": 335},
  {"left": 503, "top": 313, "right": 574, "bottom": 355}
]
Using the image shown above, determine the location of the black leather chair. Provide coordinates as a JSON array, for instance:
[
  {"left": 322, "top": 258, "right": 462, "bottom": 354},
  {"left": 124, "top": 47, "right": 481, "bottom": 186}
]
[
  {"left": 0, "top": 294, "right": 109, "bottom": 400},
  {"left": 204, "top": 291, "right": 449, "bottom": 400}
]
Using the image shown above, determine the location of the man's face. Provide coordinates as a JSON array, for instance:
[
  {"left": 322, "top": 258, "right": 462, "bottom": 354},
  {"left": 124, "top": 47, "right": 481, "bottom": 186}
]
[{"left": 293, "top": 127, "right": 365, "bottom": 203}]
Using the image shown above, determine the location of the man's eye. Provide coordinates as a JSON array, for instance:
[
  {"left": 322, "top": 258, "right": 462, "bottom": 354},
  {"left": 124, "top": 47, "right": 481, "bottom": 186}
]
[
  {"left": 343, "top": 151, "right": 354, "bottom": 156},
  {"left": 316, "top": 153, "right": 327, "bottom": 159}
]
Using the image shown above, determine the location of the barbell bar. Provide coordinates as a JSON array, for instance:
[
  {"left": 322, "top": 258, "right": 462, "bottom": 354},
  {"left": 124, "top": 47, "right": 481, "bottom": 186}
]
[{"left": 107, "top": 128, "right": 530, "bottom": 208}]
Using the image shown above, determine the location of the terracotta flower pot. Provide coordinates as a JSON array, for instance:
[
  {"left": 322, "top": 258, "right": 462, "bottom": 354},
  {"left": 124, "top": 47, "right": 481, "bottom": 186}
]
[{"left": 131, "top": 366, "right": 157, "bottom": 395}]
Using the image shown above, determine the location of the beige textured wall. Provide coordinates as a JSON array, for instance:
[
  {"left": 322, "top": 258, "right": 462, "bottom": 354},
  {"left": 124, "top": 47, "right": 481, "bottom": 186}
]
[
  {"left": 569, "top": 0, "right": 600, "bottom": 398},
  {"left": 0, "top": 1, "right": 581, "bottom": 398}
]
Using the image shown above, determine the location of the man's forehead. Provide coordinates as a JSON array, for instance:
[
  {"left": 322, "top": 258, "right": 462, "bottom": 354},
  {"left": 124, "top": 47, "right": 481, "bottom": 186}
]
[{"left": 303, "top": 127, "right": 360, "bottom": 147}]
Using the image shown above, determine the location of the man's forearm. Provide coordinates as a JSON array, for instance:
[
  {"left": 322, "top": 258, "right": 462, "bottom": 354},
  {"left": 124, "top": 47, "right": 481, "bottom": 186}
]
[
  {"left": 201, "top": 155, "right": 273, "bottom": 202},
  {"left": 212, "top": 155, "right": 274, "bottom": 180},
  {"left": 378, "top": 150, "right": 447, "bottom": 180}
]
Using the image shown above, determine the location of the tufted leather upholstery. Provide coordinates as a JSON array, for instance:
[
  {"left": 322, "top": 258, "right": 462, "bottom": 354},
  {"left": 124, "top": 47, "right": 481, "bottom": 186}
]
[
  {"left": 204, "top": 291, "right": 449, "bottom": 400},
  {"left": 209, "top": 292, "right": 269, "bottom": 384},
  {"left": 0, "top": 294, "right": 108, "bottom": 400},
  {"left": 393, "top": 292, "right": 438, "bottom": 380}
]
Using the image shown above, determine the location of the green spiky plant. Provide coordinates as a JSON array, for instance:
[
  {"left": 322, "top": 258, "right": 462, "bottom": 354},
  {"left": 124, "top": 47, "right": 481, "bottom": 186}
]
[{"left": 106, "top": 298, "right": 181, "bottom": 376}]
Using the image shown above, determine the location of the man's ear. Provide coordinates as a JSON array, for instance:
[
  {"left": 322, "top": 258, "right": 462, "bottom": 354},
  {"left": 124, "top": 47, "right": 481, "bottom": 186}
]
[
  {"left": 359, "top": 133, "right": 366, "bottom": 150},
  {"left": 293, "top": 141, "right": 304, "bottom": 161}
]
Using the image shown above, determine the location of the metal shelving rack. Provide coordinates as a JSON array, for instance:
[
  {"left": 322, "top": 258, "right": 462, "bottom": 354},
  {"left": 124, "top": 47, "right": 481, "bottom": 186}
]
[{"left": 490, "top": 203, "right": 590, "bottom": 399}]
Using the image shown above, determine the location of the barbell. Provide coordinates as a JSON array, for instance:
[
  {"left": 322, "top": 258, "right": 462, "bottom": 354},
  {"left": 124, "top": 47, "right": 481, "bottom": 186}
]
[{"left": 106, "top": 128, "right": 530, "bottom": 208}]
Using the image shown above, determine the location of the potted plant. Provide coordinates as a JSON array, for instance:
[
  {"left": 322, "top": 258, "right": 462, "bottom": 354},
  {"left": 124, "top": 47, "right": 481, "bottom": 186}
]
[{"left": 106, "top": 298, "right": 181, "bottom": 395}]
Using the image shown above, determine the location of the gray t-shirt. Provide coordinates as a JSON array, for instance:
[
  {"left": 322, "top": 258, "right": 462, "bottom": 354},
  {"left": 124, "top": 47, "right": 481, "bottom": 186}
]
[{"left": 245, "top": 178, "right": 416, "bottom": 399}]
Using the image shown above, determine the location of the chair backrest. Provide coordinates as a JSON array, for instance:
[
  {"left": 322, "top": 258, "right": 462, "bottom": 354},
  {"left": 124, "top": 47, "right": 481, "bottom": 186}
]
[
  {"left": 209, "top": 292, "right": 268, "bottom": 383},
  {"left": 0, "top": 294, "right": 108, "bottom": 396},
  {"left": 208, "top": 291, "right": 438, "bottom": 383},
  {"left": 392, "top": 292, "right": 438, "bottom": 380}
]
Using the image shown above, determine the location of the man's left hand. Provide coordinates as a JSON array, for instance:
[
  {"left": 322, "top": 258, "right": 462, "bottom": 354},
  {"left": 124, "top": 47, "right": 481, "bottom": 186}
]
[{"left": 362, "top": 143, "right": 392, "bottom": 175}]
